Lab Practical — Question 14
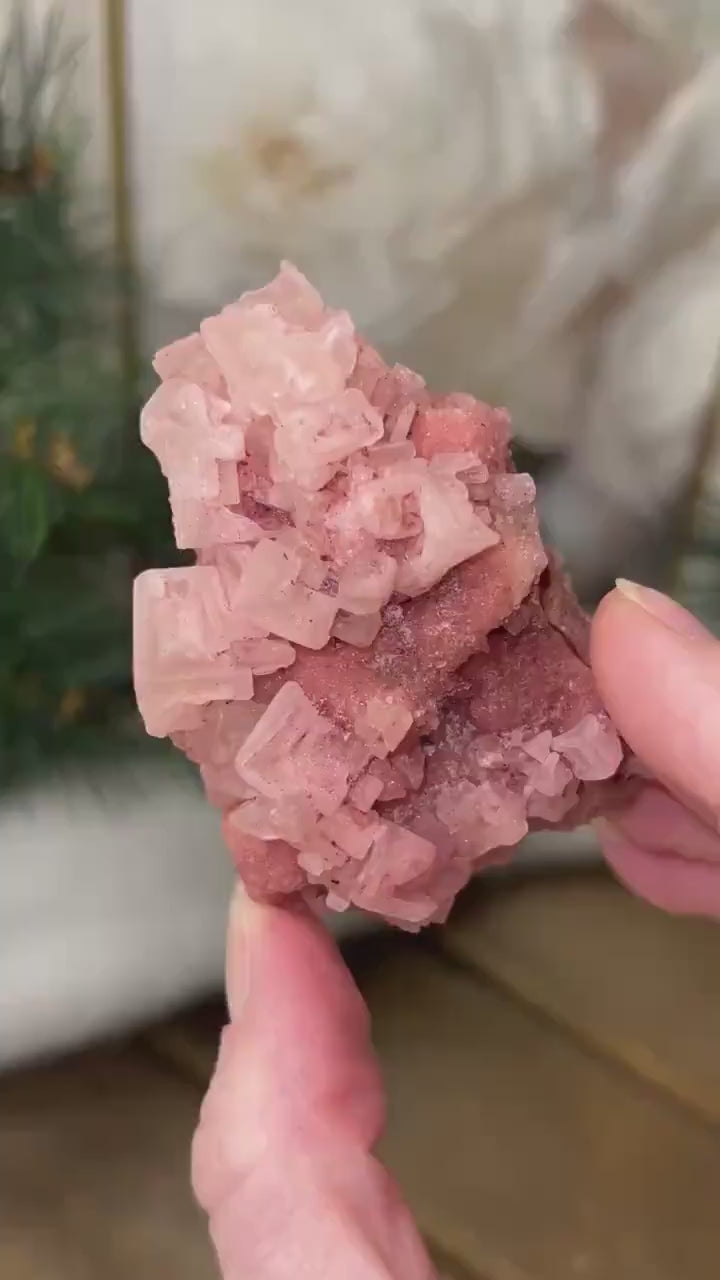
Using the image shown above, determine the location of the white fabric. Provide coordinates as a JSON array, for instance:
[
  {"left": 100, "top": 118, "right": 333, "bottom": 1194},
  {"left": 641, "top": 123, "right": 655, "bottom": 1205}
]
[
  {"left": 125, "top": 0, "right": 720, "bottom": 589},
  {"left": 0, "top": 761, "right": 596, "bottom": 1070},
  {"left": 0, "top": 763, "right": 232, "bottom": 1068}
]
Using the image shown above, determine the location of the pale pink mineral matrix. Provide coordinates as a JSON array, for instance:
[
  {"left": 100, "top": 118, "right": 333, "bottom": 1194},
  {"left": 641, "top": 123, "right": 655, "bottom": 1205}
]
[{"left": 134, "top": 263, "right": 631, "bottom": 929}]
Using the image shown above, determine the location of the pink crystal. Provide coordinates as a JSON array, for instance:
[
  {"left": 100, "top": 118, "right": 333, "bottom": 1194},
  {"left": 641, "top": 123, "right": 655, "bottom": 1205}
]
[
  {"left": 201, "top": 265, "right": 357, "bottom": 420},
  {"left": 134, "top": 264, "right": 634, "bottom": 931},
  {"left": 224, "top": 540, "right": 338, "bottom": 650},
  {"left": 172, "top": 500, "right": 266, "bottom": 551},
  {"left": 318, "top": 806, "right": 380, "bottom": 860},
  {"left": 272, "top": 389, "right": 384, "bottom": 491},
  {"left": 153, "top": 333, "right": 227, "bottom": 398},
  {"left": 336, "top": 554, "right": 397, "bottom": 615},
  {"left": 354, "top": 697, "right": 414, "bottom": 757},
  {"left": 332, "top": 611, "right": 383, "bottom": 648},
  {"left": 349, "top": 773, "right": 385, "bottom": 812},
  {"left": 134, "top": 567, "right": 253, "bottom": 738},
  {"left": 234, "top": 683, "right": 327, "bottom": 797},
  {"left": 222, "top": 821, "right": 306, "bottom": 898},
  {"left": 521, "top": 750, "right": 573, "bottom": 799},
  {"left": 395, "top": 467, "right": 499, "bottom": 597},
  {"left": 177, "top": 701, "right": 266, "bottom": 808},
  {"left": 355, "top": 822, "right": 437, "bottom": 899},
  {"left": 553, "top": 713, "right": 624, "bottom": 782},
  {"left": 140, "top": 381, "right": 244, "bottom": 502}
]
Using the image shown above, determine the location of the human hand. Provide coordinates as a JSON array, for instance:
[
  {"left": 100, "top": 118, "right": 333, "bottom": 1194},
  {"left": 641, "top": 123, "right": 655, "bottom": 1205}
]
[
  {"left": 591, "top": 580, "right": 720, "bottom": 915},
  {"left": 192, "top": 579, "right": 720, "bottom": 1280},
  {"left": 192, "top": 889, "right": 436, "bottom": 1279}
]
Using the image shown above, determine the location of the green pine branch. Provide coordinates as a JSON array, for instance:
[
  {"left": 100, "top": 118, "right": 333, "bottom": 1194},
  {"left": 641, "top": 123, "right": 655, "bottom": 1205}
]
[{"left": 0, "top": 6, "right": 178, "bottom": 786}]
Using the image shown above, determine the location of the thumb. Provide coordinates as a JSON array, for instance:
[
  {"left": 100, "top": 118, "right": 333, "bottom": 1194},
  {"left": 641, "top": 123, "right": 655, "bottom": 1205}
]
[
  {"left": 591, "top": 581, "right": 720, "bottom": 826},
  {"left": 591, "top": 583, "right": 720, "bottom": 917},
  {"left": 192, "top": 885, "right": 435, "bottom": 1280}
]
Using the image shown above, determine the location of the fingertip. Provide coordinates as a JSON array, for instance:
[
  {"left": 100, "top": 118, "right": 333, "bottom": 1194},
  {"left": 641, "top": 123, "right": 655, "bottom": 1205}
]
[
  {"left": 591, "top": 582, "right": 712, "bottom": 686},
  {"left": 591, "top": 587, "right": 720, "bottom": 822},
  {"left": 225, "top": 879, "right": 330, "bottom": 1019},
  {"left": 224, "top": 877, "right": 374, "bottom": 1071},
  {"left": 590, "top": 587, "right": 637, "bottom": 713},
  {"left": 194, "top": 888, "right": 385, "bottom": 1218},
  {"left": 225, "top": 880, "right": 270, "bottom": 1019},
  {"left": 590, "top": 585, "right": 639, "bottom": 690}
]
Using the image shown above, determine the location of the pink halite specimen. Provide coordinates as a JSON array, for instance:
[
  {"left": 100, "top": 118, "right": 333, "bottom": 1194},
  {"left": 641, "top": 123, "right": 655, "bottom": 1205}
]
[{"left": 134, "top": 263, "right": 633, "bottom": 930}]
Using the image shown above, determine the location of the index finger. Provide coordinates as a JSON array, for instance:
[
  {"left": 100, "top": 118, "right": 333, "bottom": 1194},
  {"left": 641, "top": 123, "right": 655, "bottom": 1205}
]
[{"left": 591, "top": 583, "right": 720, "bottom": 827}]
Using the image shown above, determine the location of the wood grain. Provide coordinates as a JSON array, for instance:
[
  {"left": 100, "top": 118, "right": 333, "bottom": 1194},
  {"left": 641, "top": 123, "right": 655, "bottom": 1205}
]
[
  {"left": 143, "top": 999, "right": 226, "bottom": 1088},
  {"left": 0, "top": 1047, "right": 217, "bottom": 1280},
  {"left": 357, "top": 940, "right": 720, "bottom": 1280},
  {"left": 6, "top": 875, "right": 720, "bottom": 1280},
  {"left": 443, "top": 872, "right": 720, "bottom": 1121}
]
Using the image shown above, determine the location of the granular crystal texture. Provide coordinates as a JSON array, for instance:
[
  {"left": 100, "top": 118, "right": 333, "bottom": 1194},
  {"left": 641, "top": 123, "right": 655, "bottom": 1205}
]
[{"left": 134, "top": 263, "right": 632, "bottom": 930}]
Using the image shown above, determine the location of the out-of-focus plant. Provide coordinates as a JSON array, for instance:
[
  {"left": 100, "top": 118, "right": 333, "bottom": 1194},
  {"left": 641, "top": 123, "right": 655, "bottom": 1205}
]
[{"left": 0, "top": 4, "right": 176, "bottom": 784}]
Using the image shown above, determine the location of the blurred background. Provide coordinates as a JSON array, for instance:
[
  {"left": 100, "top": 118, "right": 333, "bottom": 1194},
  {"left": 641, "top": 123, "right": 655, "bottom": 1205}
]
[{"left": 1, "top": 2, "right": 719, "bottom": 1277}]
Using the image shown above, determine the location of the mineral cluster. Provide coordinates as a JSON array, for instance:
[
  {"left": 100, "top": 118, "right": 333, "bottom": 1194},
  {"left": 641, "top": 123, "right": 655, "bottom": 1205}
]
[{"left": 134, "top": 264, "right": 631, "bottom": 928}]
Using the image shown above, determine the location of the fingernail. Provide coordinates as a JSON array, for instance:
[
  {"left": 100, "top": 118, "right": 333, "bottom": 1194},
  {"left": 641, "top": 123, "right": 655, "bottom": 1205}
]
[
  {"left": 614, "top": 579, "right": 709, "bottom": 639},
  {"left": 225, "top": 879, "right": 260, "bottom": 1019}
]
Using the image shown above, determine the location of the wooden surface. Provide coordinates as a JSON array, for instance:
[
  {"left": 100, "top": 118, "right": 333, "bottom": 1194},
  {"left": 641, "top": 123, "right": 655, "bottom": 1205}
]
[
  {"left": 366, "top": 943, "right": 720, "bottom": 1280},
  {"left": 3, "top": 869, "right": 720, "bottom": 1279},
  {"left": 0, "top": 1047, "right": 215, "bottom": 1280},
  {"left": 443, "top": 872, "right": 720, "bottom": 1122}
]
